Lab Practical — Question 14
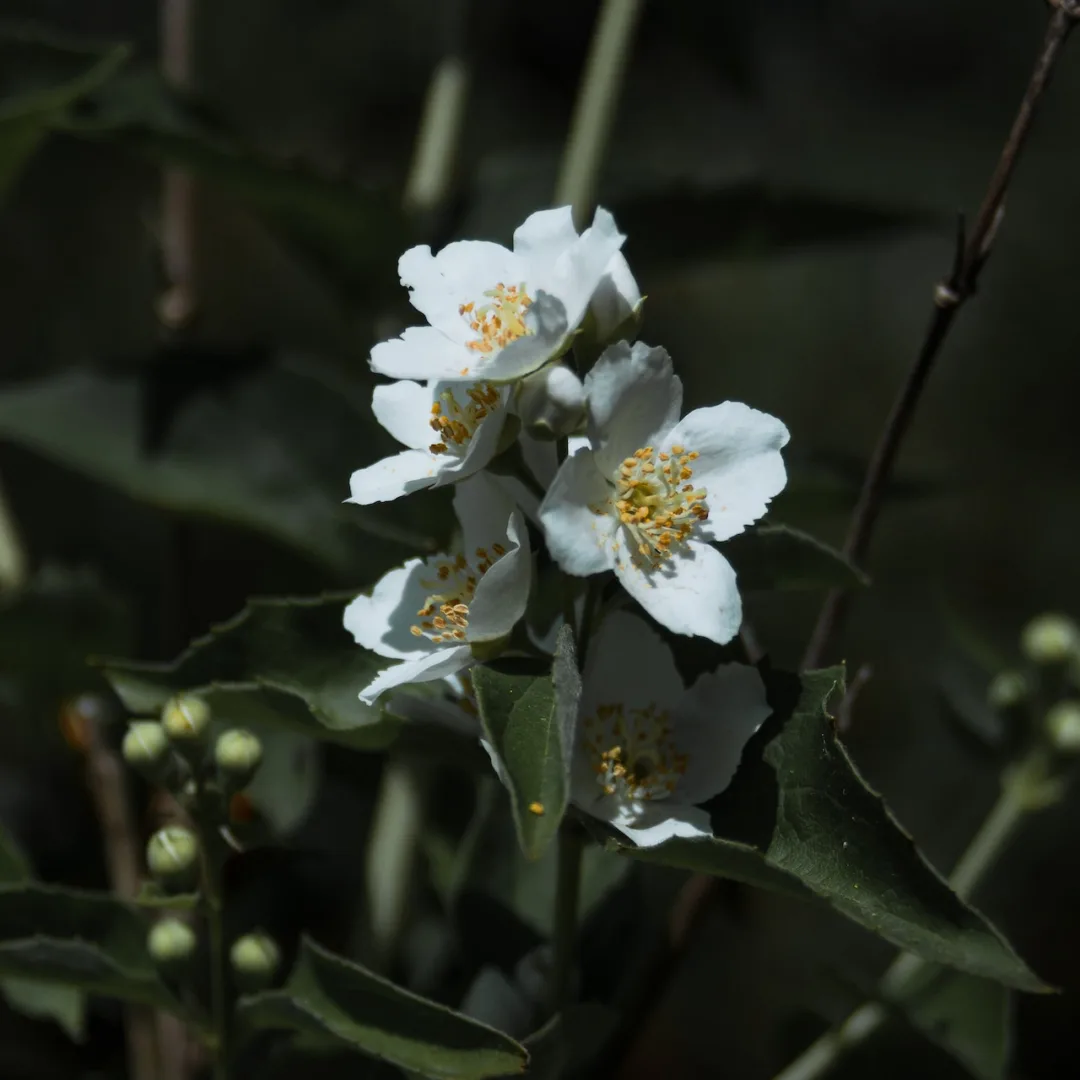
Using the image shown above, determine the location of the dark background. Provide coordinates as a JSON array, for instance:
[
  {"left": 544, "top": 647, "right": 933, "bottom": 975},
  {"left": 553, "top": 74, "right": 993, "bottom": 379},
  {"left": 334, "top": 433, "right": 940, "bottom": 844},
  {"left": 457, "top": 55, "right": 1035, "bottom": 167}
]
[{"left": 1, "top": 1, "right": 1079, "bottom": 1077}]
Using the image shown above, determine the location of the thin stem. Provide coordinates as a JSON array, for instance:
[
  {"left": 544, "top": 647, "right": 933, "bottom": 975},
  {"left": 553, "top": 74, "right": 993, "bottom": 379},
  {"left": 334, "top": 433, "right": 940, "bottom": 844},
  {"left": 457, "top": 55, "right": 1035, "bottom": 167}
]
[
  {"left": 771, "top": 747, "right": 1052, "bottom": 1080},
  {"left": 547, "top": 824, "right": 584, "bottom": 1014},
  {"left": 554, "top": 0, "right": 645, "bottom": 227},
  {"left": 201, "top": 842, "right": 229, "bottom": 1080},
  {"left": 802, "top": 6, "right": 1078, "bottom": 671}
]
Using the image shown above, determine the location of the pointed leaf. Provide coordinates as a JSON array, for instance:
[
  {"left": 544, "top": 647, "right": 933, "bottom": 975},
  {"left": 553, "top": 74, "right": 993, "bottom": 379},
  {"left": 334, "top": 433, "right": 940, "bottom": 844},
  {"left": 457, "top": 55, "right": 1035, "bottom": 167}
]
[
  {"left": 98, "top": 594, "right": 399, "bottom": 751},
  {"left": 723, "top": 525, "right": 868, "bottom": 592},
  {"left": 474, "top": 632, "right": 581, "bottom": 861},
  {"left": 0, "top": 884, "right": 174, "bottom": 1008},
  {"left": 0, "top": 365, "right": 435, "bottom": 574},
  {"left": 627, "top": 668, "right": 1044, "bottom": 991},
  {"left": 238, "top": 938, "right": 527, "bottom": 1079},
  {"left": 0, "top": 977, "right": 85, "bottom": 1041}
]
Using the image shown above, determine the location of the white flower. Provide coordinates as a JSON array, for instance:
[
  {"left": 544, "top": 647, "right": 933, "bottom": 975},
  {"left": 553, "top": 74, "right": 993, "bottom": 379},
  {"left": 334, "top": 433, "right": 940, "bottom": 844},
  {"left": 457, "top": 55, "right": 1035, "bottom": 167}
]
[
  {"left": 588, "top": 252, "right": 642, "bottom": 343},
  {"left": 348, "top": 379, "right": 509, "bottom": 505},
  {"left": 571, "top": 611, "right": 771, "bottom": 847},
  {"left": 538, "top": 341, "right": 789, "bottom": 644},
  {"left": 370, "top": 207, "right": 626, "bottom": 384},
  {"left": 344, "top": 473, "right": 531, "bottom": 703}
]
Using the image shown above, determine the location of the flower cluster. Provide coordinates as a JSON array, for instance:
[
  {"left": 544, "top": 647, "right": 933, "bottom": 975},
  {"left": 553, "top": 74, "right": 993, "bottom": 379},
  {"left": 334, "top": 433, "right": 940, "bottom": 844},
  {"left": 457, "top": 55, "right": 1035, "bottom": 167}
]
[{"left": 345, "top": 207, "right": 789, "bottom": 846}]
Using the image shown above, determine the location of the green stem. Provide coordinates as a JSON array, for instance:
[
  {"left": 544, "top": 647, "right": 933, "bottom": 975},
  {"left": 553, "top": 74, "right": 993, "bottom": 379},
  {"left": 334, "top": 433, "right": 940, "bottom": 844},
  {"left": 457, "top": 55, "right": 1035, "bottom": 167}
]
[
  {"left": 771, "top": 748, "right": 1053, "bottom": 1080},
  {"left": 554, "top": 0, "right": 645, "bottom": 226},
  {"left": 199, "top": 815, "right": 229, "bottom": 1080},
  {"left": 547, "top": 824, "right": 585, "bottom": 1014}
]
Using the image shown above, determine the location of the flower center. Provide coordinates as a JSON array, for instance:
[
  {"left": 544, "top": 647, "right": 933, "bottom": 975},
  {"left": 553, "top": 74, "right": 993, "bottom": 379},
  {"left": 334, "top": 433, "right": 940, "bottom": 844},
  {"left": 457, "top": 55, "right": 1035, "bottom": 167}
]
[
  {"left": 582, "top": 702, "right": 688, "bottom": 805},
  {"left": 429, "top": 384, "right": 501, "bottom": 456},
  {"left": 611, "top": 444, "right": 708, "bottom": 566},
  {"left": 409, "top": 545, "right": 507, "bottom": 645},
  {"left": 460, "top": 282, "right": 533, "bottom": 357}
]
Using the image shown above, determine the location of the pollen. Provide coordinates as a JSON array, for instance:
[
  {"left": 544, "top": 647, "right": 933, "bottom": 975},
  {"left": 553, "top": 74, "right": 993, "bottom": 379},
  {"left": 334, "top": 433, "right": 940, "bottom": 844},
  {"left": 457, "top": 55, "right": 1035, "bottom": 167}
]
[
  {"left": 582, "top": 702, "right": 688, "bottom": 807},
  {"left": 528, "top": 801, "right": 545, "bottom": 816},
  {"left": 609, "top": 443, "right": 709, "bottom": 567},
  {"left": 429, "top": 383, "right": 501, "bottom": 457},
  {"left": 462, "top": 282, "right": 534, "bottom": 355}
]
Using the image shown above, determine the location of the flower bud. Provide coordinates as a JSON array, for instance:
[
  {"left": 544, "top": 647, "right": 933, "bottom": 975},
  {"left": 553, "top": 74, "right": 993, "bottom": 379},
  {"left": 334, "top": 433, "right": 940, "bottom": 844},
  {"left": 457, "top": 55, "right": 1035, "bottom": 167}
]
[
  {"left": 146, "top": 826, "right": 200, "bottom": 894},
  {"left": 1021, "top": 613, "right": 1080, "bottom": 666},
  {"left": 161, "top": 694, "right": 212, "bottom": 750},
  {"left": 515, "top": 363, "right": 585, "bottom": 440},
  {"left": 230, "top": 930, "right": 281, "bottom": 992},
  {"left": 987, "top": 671, "right": 1030, "bottom": 711},
  {"left": 122, "top": 722, "right": 173, "bottom": 781},
  {"left": 1045, "top": 701, "right": 1080, "bottom": 754},
  {"left": 214, "top": 729, "right": 263, "bottom": 791},
  {"left": 148, "top": 918, "right": 197, "bottom": 978}
]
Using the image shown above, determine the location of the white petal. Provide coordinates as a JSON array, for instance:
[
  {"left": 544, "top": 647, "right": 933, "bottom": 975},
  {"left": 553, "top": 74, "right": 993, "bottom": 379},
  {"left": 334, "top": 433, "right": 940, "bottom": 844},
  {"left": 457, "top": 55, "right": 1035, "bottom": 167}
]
[
  {"left": 608, "top": 804, "right": 715, "bottom": 848},
  {"left": 399, "top": 241, "right": 523, "bottom": 343},
  {"left": 471, "top": 290, "right": 570, "bottom": 383},
  {"left": 344, "top": 559, "right": 433, "bottom": 660},
  {"left": 539, "top": 449, "right": 618, "bottom": 577},
  {"left": 615, "top": 540, "right": 742, "bottom": 644},
  {"left": 675, "top": 664, "right": 772, "bottom": 805},
  {"left": 589, "top": 252, "right": 642, "bottom": 341},
  {"left": 359, "top": 645, "right": 472, "bottom": 705},
  {"left": 434, "top": 389, "right": 509, "bottom": 486},
  {"left": 584, "top": 342, "right": 683, "bottom": 476},
  {"left": 370, "top": 325, "right": 473, "bottom": 381},
  {"left": 453, "top": 470, "right": 520, "bottom": 555},
  {"left": 347, "top": 448, "right": 439, "bottom": 505},
  {"left": 467, "top": 507, "right": 531, "bottom": 641},
  {"left": 512, "top": 206, "right": 579, "bottom": 266},
  {"left": 372, "top": 380, "right": 438, "bottom": 450},
  {"left": 663, "top": 402, "right": 790, "bottom": 543}
]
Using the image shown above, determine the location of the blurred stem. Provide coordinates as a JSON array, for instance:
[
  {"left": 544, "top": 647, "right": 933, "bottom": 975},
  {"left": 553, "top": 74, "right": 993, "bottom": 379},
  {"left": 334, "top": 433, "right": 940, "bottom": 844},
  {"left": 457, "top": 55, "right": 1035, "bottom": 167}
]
[
  {"left": 0, "top": 473, "right": 27, "bottom": 592},
  {"left": 547, "top": 823, "right": 584, "bottom": 1014},
  {"left": 771, "top": 747, "right": 1055, "bottom": 1080},
  {"left": 554, "top": 0, "right": 645, "bottom": 227},
  {"left": 404, "top": 54, "right": 470, "bottom": 215},
  {"left": 200, "top": 834, "right": 229, "bottom": 1080},
  {"left": 802, "top": 4, "right": 1080, "bottom": 670}
]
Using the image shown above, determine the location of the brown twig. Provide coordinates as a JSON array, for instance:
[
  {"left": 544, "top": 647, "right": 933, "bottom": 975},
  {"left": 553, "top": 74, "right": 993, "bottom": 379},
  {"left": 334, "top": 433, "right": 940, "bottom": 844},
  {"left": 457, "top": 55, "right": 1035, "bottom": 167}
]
[
  {"left": 802, "top": 3, "right": 1079, "bottom": 671},
  {"left": 612, "top": 10, "right": 1080, "bottom": 1076}
]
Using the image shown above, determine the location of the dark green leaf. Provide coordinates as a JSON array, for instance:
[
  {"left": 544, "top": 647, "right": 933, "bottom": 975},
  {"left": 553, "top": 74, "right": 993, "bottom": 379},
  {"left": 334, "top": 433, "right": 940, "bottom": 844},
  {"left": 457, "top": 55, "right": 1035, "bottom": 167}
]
[
  {"left": 0, "top": 884, "right": 174, "bottom": 1008},
  {"left": 473, "top": 635, "right": 581, "bottom": 861},
  {"left": 0, "top": 28, "right": 128, "bottom": 200},
  {"left": 133, "top": 883, "right": 199, "bottom": 911},
  {"left": 495, "top": 1004, "right": 616, "bottom": 1080},
  {"left": 238, "top": 938, "right": 528, "bottom": 1079},
  {"left": 0, "top": 365, "right": 435, "bottom": 574},
  {"left": 723, "top": 525, "right": 868, "bottom": 592},
  {"left": 0, "top": 978, "right": 85, "bottom": 1042},
  {"left": 613, "top": 181, "right": 936, "bottom": 267},
  {"left": 0, "top": 823, "right": 29, "bottom": 884},
  {"left": 98, "top": 594, "right": 399, "bottom": 751},
  {"left": 626, "top": 668, "right": 1044, "bottom": 991}
]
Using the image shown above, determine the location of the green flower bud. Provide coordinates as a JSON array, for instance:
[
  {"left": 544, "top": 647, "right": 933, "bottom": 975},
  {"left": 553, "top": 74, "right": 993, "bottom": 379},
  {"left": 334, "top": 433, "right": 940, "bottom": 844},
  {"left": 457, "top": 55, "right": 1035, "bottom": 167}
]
[
  {"left": 122, "top": 722, "right": 173, "bottom": 781},
  {"left": 147, "top": 918, "right": 197, "bottom": 978},
  {"left": 146, "top": 826, "right": 200, "bottom": 893},
  {"left": 214, "top": 729, "right": 263, "bottom": 791},
  {"left": 987, "top": 670, "right": 1030, "bottom": 711},
  {"left": 1045, "top": 701, "right": 1080, "bottom": 754},
  {"left": 230, "top": 930, "right": 281, "bottom": 992},
  {"left": 1021, "top": 614, "right": 1080, "bottom": 666},
  {"left": 161, "top": 694, "right": 212, "bottom": 750}
]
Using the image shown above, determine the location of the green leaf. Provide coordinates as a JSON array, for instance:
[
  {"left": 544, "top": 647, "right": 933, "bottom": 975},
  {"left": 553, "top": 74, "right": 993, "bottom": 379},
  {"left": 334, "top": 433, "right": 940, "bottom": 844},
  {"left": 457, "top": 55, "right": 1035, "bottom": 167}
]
[
  {"left": 495, "top": 1004, "right": 616, "bottom": 1080},
  {"left": 238, "top": 938, "right": 528, "bottom": 1079},
  {"left": 133, "top": 883, "right": 199, "bottom": 911},
  {"left": 246, "top": 729, "right": 321, "bottom": 837},
  {"left": 627, "top": 668, "right": 1044, "bottom": 991},
  {"left": 0, "top": 28, "right": 129, "bottom": 201},
  {"left": 473, "top": 630, "right": 581, "bottom": 860},
  {"left": 0, "top": 365, "right": 436, "bottom": 574},
  {"left": 0, "top": 883, "right": 174, "bottom": 1008},
  {"left": 98, "top": 594, "right": 400, "bottom": 751},
  {"left": 0, "top": 977, "right": 85, "bottom": 1042},
  {"left": 723, "top": 525, "right": 868, "bottom": 592},
  {"left": 0, "top": 823, "right": 29, "bottom": 884}
]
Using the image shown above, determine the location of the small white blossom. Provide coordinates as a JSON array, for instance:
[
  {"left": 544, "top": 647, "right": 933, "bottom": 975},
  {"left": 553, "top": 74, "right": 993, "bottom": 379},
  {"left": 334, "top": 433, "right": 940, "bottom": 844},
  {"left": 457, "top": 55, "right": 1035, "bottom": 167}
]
[
  {"left": 348, "top": 379, "right": 509, "bottom": 505},
  {"left": 539, "top": 341, "right": 789, "bottom": 644},
  {"left": 514, "top": 362, "right": 586, "bottom": 439},
  {"left": 344, "top": 473, "right": 531, "bottom": 703},
  {"left": 571, "top": 611, "right": 771, "bottom": 847},
  {"left": 588, "top": 252, "right": 642, "bottom": 344},
  {"left": 370, "top": 207, "right": 626, "bottom": 385}
]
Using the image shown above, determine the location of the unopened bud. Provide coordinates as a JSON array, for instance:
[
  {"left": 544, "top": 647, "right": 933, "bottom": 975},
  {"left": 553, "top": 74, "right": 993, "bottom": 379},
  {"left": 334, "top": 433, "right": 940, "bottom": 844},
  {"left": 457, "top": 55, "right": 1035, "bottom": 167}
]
[
  {"left": 161, "top": 694, "right": 212, "bottom": 750},
  {"left": 148, "top": 918, "right": 197, "bottom": 977},
  {"left": 1045, "top": 701, "right": 1080, "bottom": 754},
  {"left": 987, "top": 671, "right": 1030, "bottom": 711},
  {"left": 146, "top": 826, "right": 200, "bottom": 893},
  {"left": 516, "top": 363, "right": 585, "bottom": 440},
  {"left": 230, "top": 930, "right": 281, "bottom": 991},
  {"left": 214, "top": 729, "right": 263, "bottom": 791},
  {"left": 1021, "top": 614, "right": 1080, "bottom": 666},
  {"left": 122, "top": 722, "right": 173, "bottom": 781}
]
